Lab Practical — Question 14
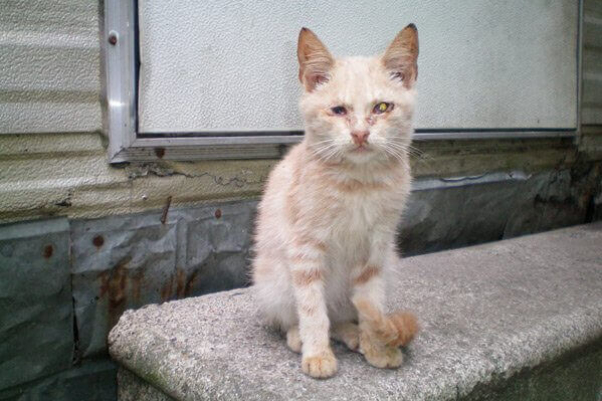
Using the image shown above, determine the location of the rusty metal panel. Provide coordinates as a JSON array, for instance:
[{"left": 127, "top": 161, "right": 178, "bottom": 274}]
[
  {"left": 70, "top": 201, "right": 259, "bottom": 358},
  {"left": 175, "top": 201, "right": 257, "bottom": 298},
  {"left": 71, "top": 214, "right": 178, "bottom": 358},
  {"left": 0, "top": 218, "right": 73, "bottom": 390}
]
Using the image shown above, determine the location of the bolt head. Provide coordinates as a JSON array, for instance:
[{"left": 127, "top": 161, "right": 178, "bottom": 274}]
[{"left": 108, "top": 31, "right": 118, "bottom": 45}]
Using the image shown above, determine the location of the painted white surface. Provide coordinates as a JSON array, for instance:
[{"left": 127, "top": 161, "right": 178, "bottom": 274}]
[
  {"left": 0, "top": 0, "right": 102, "bottom": 134},
  {"left": 138, "top": 0, "right": 578, "bottom": 133}
]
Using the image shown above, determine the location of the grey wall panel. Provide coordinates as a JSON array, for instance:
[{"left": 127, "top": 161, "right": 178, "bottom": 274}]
[
  {"left": 0, "top": 360, "right": 117, "bottom": 401},
  {"left": 399, "top": 170, "right": 586, "bottom": 256},
  {"left": 583, "top": 0, "right": 602, "bottom": 125},
  {"left": 70, "top": 202, "right": 258, "bottom": 357},
  {"left": 71, "top": 214, "right": 178, "bottom": 358},
  {"left": 0, "top": 0, "right": 102, "bottom": 134},
  {"left": 0, "top": 218, "right": 73, "bottom": 390},
  {"left": 176, "top": 202, "right": 256, "bottom": 297},
  {"left": 138, "top": 0, "right": 578, "bottom": 133}
]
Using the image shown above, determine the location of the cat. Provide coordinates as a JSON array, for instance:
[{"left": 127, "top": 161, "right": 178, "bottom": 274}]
[{"left": 252, "top": 25, "right": 419, "bottom": 379}]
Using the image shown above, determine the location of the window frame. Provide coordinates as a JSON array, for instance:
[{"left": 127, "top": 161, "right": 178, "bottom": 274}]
[{"left": 103, "top": 0, "right": 580, "bottom": 163}]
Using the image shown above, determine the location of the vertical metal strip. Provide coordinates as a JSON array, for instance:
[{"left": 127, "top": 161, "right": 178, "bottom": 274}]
[
  {"left": 104, "top": 0, "right": 137, "bottom": 160},
  {"left": 576, "top": 0, "right": 584, "bottom": 146}
]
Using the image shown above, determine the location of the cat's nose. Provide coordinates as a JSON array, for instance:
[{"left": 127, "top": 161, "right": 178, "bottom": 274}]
[{"left": 351, "top": 130, "right": 370, "bottom": 146}]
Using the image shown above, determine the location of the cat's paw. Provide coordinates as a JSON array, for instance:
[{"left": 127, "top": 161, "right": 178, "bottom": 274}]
[
  {"left": 363, "top": 343, "right": 403, "bottom": 369},
  {"left": 360, "top": 328, "right": 403, "bottom": 369},
  {"left": 301, "top": 349, "right": 338, "bottom": 379}
]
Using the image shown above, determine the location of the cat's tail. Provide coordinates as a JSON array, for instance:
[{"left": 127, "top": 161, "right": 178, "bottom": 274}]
[{"left": 387, "top": 311, "right": 419, "bottom": 348}]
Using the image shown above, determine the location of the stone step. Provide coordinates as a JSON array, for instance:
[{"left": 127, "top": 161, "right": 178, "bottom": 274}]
[{"left": 108, "top": 223, "right": 602, "bottom": 400}]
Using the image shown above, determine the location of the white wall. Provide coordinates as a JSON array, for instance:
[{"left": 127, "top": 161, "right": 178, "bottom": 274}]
[{"left": 138, "top": 0, "right": 578, "bottom": 133}]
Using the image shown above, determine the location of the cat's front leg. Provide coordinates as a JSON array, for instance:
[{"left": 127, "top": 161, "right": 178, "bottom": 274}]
[{"left": 289, "top": 238, "right": 337, "bottom": 379}]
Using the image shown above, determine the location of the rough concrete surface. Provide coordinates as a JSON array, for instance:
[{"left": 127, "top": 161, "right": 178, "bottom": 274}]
[{"left": 109, "top": 223, "right": 602, "bottom": 400}]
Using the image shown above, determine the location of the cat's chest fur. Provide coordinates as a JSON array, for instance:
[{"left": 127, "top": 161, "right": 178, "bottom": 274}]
[{"left": 317, "top": 171, "right": 409, "bottom": 264}]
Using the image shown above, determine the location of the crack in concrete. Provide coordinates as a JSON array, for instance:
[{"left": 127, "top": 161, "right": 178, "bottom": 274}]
[{"left": 126, "top": 163, "right": 266, "bottom": 189}]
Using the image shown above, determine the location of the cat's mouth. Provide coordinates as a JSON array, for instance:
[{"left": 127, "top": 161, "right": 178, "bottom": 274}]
[{"left": 351, "top": 144, "right": 372, "bottom": 153}]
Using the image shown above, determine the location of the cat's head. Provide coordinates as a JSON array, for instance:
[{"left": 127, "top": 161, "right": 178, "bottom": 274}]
[{"left": 297, "top": 26, "right": 418, "bottom": 164}]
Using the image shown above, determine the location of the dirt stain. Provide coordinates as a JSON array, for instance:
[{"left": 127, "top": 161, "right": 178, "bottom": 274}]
[{"left": 154, "top": 147, "right": 166, "bottom": 159}]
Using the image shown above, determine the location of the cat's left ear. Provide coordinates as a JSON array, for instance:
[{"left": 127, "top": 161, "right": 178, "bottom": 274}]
[
  {"left": 297, "top": 28, "right": 334, "bottom": 92},
  {"left": 382, "top": 24, "right": 419, "bottom": 89}
]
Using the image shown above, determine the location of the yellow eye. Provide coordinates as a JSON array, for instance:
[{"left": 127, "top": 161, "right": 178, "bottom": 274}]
[{"left": 374, "top": 102, "right": 392, "bottom": 114}]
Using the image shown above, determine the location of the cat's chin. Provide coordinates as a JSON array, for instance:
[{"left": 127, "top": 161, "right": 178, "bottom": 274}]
[{"left": 343, "top": 146, "right": 384, "bottom": 164}]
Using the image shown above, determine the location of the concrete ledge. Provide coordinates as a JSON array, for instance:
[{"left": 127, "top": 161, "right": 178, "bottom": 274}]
[{"left": 109, "top": 224, "right": 602, "bottom": 400}]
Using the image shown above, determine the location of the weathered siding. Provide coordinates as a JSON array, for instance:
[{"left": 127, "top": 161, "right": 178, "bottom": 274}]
[
  {"left": 0, "top": 132, "right": 274, "bottom": 224},
  {"left": 583, "top": 0, "right": 602, "bottom": 125},
  {"left": 0, "top": 133, "right": 583, "bottom": 224},
  {"left": 0, "top": 0, "right": 102, "bottom": 134}
]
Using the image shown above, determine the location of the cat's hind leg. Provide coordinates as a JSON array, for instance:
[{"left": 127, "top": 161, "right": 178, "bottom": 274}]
[
  {"left": 351, "top": 246, "right": 418, "bottom": 369},
  {"left": 286, "top": 325, "right": 302, "bottom": 353},
  {"left": 331, "top": 322, "right": 360, "bottom": 352},
  {"left": 291, "top": 322, "right": 361, "bottom": 353}
]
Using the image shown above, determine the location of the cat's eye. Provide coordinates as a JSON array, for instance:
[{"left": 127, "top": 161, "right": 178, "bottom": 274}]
[
  {"left": 331, "top": 106, "right": 347, "bottom": 115},
  {"left": 373, "top": 102, "right": 393, "bottom": 114}
]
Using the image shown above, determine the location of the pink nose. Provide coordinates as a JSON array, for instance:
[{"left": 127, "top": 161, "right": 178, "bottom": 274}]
[{"left": 351, "top": 130, "right": 370, "bottom": 146}]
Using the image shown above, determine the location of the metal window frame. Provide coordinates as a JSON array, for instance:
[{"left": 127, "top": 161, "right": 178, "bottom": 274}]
[{"left": 103, "top": 0, "right": 581, "bottom": 163}]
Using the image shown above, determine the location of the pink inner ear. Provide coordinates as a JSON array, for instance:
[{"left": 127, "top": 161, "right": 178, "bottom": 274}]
[
  {"left": 305, "top": 73, "right": 329, "bottom": 91},
  {"left": 391, "top": 72, "right": 405, "bottom": 82},
  {"left": 314, "top": 75, "right": 328, "bottom": 85}
]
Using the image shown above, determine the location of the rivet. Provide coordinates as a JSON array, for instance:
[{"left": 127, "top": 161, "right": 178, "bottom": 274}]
[
  {"left": 93, "top": 235, "right": 105, "bottom": 248},
  {"left": 108, "top": 31, "right": 118, "bottom": 45}
]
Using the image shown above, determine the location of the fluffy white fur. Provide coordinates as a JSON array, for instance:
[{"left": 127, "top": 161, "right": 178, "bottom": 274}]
[{"left": 253, "top": 25, "right": 419, "bottom": 379}]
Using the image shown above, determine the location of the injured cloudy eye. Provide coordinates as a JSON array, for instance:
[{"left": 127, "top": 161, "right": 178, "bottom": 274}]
[
  {"left": 373, "top": 102, "right": 393, "bottom": 114},
  {"left": 331, "top": 106, "right": 347, "bottom": 115}
]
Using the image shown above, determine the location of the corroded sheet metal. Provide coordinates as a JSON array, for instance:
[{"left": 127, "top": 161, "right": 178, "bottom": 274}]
[
  {"left": 175, "top": 202, "right": 257, "bottom": 297},
  {"left": 0, "top": 359, "right": 117, "bottom": 401},
  {"left": 71, "top": 213, "right": 178, "bottom": 358},
  {"left": 399, "top": 170, "right": 585, "bottom": 256},
  {"left": 70, "top": 201, "right": 258, "bottom": 358},
  {"left": 0, "top": 218, "right": 73, "bottom": 390}
]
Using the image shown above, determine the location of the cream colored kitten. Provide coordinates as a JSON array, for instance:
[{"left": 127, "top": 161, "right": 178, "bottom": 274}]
[{"left": 253, "top": 25, "right": 419, "bottom": 379}]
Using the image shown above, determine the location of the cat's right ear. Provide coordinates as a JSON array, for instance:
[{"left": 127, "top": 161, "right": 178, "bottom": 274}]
[
  {"left": 382, "top": 24, "right": 419, "bottom": 89},
  {"left": 297, "top": 28, "right": 334, "bottom": 92}
]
